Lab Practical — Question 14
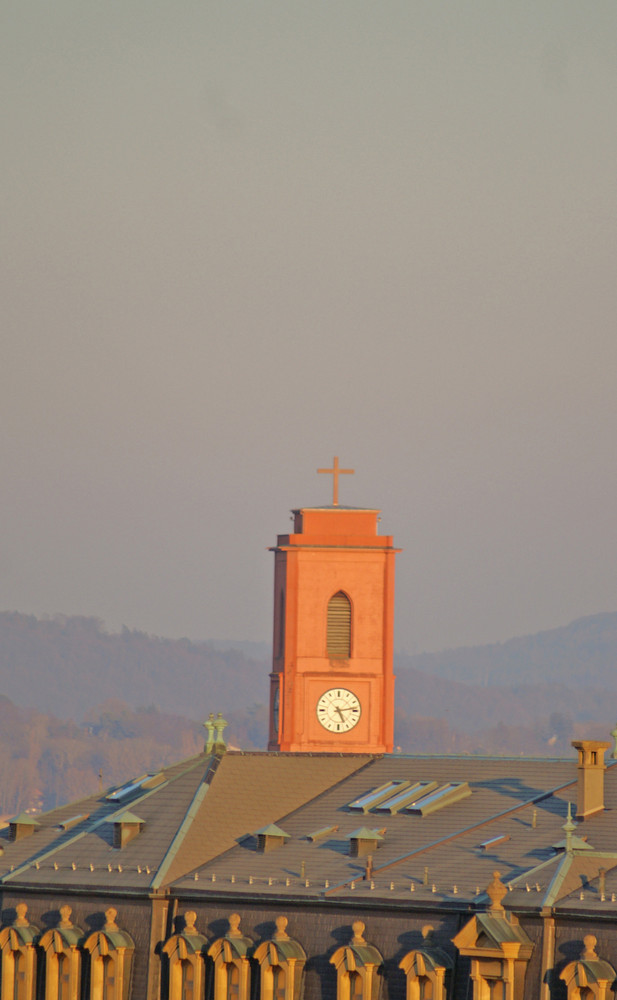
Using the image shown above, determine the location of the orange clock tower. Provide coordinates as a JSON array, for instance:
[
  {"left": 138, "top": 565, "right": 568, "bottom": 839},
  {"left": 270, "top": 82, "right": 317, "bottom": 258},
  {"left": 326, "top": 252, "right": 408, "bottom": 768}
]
[{"left": 268, "top": 458, "right": 400, "bottom": 753}]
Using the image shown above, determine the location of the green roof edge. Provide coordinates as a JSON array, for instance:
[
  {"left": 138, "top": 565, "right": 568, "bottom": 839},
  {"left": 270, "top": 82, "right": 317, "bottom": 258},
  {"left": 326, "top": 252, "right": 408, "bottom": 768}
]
[{"left": 150, "top": 755, "right": 219, "bottom": 890}]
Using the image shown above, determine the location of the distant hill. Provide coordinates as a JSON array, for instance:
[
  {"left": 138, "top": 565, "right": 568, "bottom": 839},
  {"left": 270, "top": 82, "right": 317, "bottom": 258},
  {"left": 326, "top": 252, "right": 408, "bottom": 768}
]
[
  {"left": 395, "top": 664, "right": 610, "bottom": 733},
  {"left": 400, "top": 612, "right": 617, "bottom": 690},
  {"left": 2, "top": 608, "right": 617, "bottom": 756},
  {"left": 2, "top": 609, "right": 617, "bottom": 815},
  {"left": 0, "top": 612, "right": 269, "bottom": 722}
]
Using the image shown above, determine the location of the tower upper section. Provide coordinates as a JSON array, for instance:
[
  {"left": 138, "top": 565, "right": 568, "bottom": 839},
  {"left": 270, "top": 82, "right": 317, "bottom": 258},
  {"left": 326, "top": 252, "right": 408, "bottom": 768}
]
[{"left": 268, "top": 501, "right": 400, "bottom": 753}]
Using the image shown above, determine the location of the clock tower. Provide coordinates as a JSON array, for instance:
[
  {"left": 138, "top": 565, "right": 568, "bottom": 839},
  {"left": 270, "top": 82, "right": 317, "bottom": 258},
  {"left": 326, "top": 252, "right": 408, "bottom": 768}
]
[{"left": 268, "top": 459, "right": 400, "bottom": 753}]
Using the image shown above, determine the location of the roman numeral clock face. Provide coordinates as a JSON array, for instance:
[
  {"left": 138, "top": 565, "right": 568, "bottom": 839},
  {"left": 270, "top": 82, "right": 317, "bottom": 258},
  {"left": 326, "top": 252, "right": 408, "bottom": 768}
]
[{"left": 316, "top": 688, "right": 361, "bottom": 733}]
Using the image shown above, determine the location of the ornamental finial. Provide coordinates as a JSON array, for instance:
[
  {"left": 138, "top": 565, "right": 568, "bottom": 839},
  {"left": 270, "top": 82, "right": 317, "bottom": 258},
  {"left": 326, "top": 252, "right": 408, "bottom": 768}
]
[
  {"left": 351, "top": 920, "right": 366, "bottom": 945},
  {"left": 275, "top": 916, "right": 289, "bottom": 940},
  {"left": 487, "top": 871, "right": 507, "bottom": 912}
]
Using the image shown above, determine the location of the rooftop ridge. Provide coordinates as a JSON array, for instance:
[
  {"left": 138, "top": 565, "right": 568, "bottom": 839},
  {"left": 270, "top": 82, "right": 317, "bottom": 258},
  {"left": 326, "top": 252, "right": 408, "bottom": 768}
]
[{"left": 226, "top": 750, "right": 579, "bottom": 763}]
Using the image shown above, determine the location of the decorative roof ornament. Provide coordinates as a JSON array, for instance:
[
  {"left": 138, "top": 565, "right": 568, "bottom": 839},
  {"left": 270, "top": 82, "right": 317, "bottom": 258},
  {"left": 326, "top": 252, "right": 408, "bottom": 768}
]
[
  {"left": 213, "top": 713, "right": 228, "bottom": 753},
  {"left": 204, "top": 713, "right": 215, "bottom": 753},
  {"left": 583, "top": 935, "right": 599, "bottom": 961},
  {"left": 352, "top": 921, "right": 367, "bottom": 945},
  {"left": 611, "top": 724, "right": 617, "bottom": 759},
  {"left": 563, "top": 801, "right": 576, "bottom": 855},
  {"left": 486, "top": 871, "right": 507, "bottom": 913},
  {"left": 274, "top": 916, "right": 290, "bottom": 941},
  {"left": 203, "top": 712, "right": 228, "bottom": 755}
]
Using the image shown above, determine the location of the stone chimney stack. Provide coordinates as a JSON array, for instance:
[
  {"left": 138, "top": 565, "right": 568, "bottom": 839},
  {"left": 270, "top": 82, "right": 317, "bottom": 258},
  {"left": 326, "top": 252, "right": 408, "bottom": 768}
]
[{"left": 571, "top": 740, "right": 611, "bottom": 819}]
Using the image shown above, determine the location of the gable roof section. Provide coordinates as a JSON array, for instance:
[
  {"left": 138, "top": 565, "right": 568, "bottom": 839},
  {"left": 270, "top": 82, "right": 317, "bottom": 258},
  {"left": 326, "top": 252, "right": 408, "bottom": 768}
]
[
  {"left": 0, "top": 753, "right": 211, "bottom": 890},
  {"left": 534, "top": 852, "right": 617, "bottom": 908},
  {"left": 167, "top": 755, "right": 578, "bottom": 897},
  {"left": 159, "top": 752, "right": 374, "bottom": 885}
]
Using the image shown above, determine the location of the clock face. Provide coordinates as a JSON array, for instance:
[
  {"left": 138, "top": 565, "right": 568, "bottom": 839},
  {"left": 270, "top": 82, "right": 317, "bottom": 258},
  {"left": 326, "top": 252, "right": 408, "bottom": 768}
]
[{"left": 316, "top": 688, "right": 361, "bottom": 733}]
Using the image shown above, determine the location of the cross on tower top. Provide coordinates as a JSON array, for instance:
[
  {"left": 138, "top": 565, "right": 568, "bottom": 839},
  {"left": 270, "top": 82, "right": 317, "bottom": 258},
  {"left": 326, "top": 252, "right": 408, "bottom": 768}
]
[{"left": 317, "top": 456, "right": 355, "bottom": 506}]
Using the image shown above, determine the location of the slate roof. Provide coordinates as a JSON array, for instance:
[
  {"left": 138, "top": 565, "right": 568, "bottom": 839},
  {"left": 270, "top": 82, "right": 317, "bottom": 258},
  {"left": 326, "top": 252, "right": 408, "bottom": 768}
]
[
  {"left": 171, "top": 754, "right": 585, "bottom": 904},
  {"left": 0, "top": 751, "right": 369, "bottom": 893},
  {"left": 157, "top": 752, "right": 370, "bottom": 886},
  {"left": 0, "top": 753, "right": 209, "bottom": 891},
  {"left": 3, "top": 748, "right": 617, "bottom": 921}
]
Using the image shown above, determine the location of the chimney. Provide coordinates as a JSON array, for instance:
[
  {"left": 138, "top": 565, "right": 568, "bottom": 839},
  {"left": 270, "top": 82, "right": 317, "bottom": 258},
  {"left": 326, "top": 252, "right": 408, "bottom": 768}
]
[{"left": 571, "top": 740, "right": 610, "bottom": 819}]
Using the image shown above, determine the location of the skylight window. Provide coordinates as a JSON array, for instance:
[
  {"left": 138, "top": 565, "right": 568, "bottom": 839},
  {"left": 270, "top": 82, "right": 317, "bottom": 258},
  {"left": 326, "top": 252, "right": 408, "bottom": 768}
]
[
  {"left": 480, "top": 834, "right": 510, "bottom": 851},
  {"left": 59, "top": 814, "right": 90, "bottom": 831},
  {"left": 106, "top": 772, "right": 164, "bottom": 803},
  {"left": 406, "top": 782, "right": 471, "bottom": 816},
  {"left": 348, "top": 781, "right": 410, "bottom": 814},
  {"left": 349, "top": 779, "right": 472, "bottom": 817},
  {"left": 374, "top": 781, "right": 438, "bottom": 814},
  {"left": 307, "top": 825, "right": 339, "bottom": 843}
]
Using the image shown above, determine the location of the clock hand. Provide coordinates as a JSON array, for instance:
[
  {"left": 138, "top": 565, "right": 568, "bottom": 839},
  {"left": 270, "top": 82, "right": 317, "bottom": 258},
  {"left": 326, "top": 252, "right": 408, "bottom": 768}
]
[{"left": 335, "top": 706, "right": 346, "bottom": 721}]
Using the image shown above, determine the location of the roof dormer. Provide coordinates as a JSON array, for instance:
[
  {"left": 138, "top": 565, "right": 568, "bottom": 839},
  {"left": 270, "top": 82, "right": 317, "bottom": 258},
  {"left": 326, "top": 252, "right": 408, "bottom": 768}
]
[{"left": 109, "top": 811, "right": 145, "bottom": 848}]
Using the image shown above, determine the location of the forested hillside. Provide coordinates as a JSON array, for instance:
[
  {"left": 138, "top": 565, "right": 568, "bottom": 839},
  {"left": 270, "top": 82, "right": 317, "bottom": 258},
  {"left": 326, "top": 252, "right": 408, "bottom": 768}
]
[
  {"left": 403, "top": 612, "right": 617, "bottom": 689},
  {"left": 0, "top": 613, "right": 268, "bottom": 719},
  {"left": 0, "top": 696, "right": 202, "bottom": 816},
  {"left": 1, "top": 610, "right": 617, "bottom": 817}
]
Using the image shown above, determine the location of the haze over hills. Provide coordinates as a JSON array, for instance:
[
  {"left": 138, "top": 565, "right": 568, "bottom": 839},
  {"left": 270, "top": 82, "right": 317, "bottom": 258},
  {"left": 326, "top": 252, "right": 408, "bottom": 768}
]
[
  {"left": 0, "top": 612, "right": 267, "bottom": 721},
  {"left": 1, "top": 610, "right": 616, "bottom": 725},
  {"left": 1, "top": 609, "right": 617, "bottom": 815},
  {"left": 402, "top": 612, "right": 617, "bottom": 690},
  {"left": 0, "top": 612, "right": 617, "bottom": 732}
]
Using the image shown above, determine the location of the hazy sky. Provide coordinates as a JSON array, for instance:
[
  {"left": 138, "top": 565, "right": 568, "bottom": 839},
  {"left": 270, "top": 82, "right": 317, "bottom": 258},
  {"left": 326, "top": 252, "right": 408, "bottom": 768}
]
[{"left": 3, "top": 2, "right": 617, "bottom": 654}]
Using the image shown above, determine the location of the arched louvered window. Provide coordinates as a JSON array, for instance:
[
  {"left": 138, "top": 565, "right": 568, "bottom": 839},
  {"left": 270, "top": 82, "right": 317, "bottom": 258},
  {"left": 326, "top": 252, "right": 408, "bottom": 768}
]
[
  {"left": 14, "top": 952, "right": 28, "bottom": 1000},
  {"left": 162, "top": 911, "right": 208, "bottom": 1000},
  {"left": 272, "top": 966, "right": 286, "bottom": 1000},
  {"left": 350, "top": 971, "right": 363, "bottom": 1000},
  {"left": 327, "top": 592, "right": 351, "bottom": 658},
  {"left": 181, "top": 960, "right": 195, "bottom": 1000},
  {"left": 56, "top": 954, "right": 70, "bottom": 1000},
  {"left": 0, "top": 904, "right": 39, "bottom": 1000},
  {"left": 84, "top": 908, "right": 134, "bottom": 1000},
  {"left": 253, "top": 915, "right": 306, "bottom": 1000},
  {"left": 208, "top": 915, "right": 252, "bottom": 1000},
  {"left": 330, "top": 922, "right": 382, "bottom": 1000}
]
